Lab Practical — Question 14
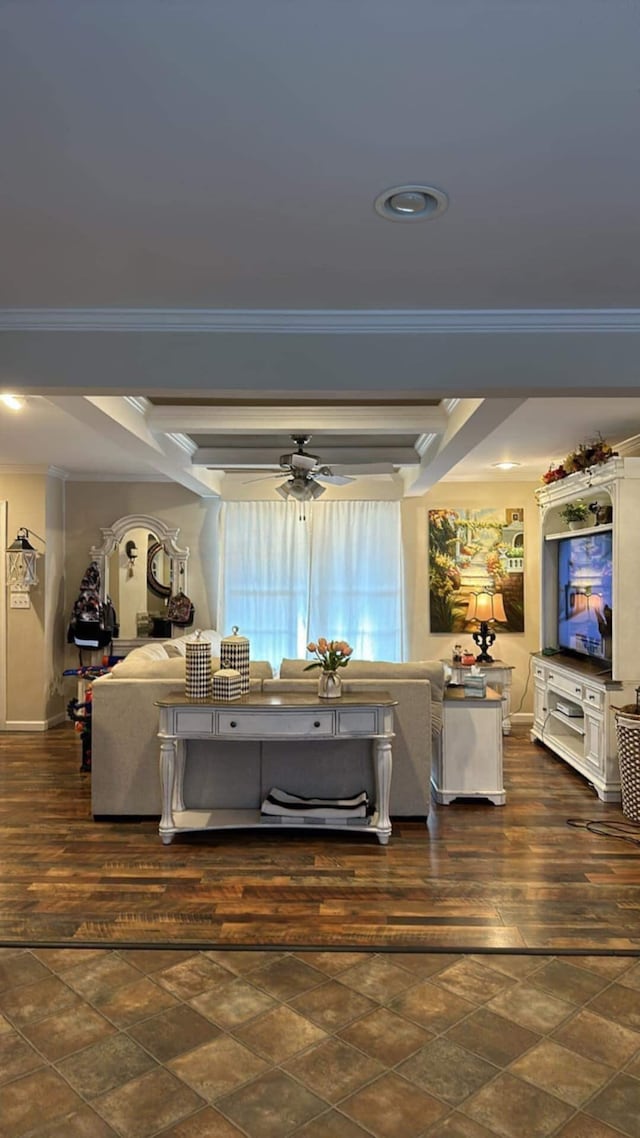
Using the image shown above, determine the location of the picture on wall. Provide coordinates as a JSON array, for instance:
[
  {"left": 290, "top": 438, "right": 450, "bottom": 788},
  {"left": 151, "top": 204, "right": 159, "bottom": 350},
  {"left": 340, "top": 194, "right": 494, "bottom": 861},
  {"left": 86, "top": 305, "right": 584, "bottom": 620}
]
[{"left": 428, "top": 507, "right": 524, "bottom": 633}]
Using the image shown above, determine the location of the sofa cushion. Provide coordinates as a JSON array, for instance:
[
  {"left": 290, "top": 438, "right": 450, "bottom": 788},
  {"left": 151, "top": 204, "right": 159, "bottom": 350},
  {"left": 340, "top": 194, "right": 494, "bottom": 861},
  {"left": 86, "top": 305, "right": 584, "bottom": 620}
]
[
  {"left": 109, "top": 653, "right": 274, "bottom": 680},
  {"left": 170, "top": 629, "right": 223, "bottom": 656},
  {"left": 121, "top": 642, "right": 170, "bottom": 663},
  {"left": 279, "top": 658, "right": 443, "bottom": 686},
  {"left": 110, "top": 654, "right": 186, "bottom": 679}
]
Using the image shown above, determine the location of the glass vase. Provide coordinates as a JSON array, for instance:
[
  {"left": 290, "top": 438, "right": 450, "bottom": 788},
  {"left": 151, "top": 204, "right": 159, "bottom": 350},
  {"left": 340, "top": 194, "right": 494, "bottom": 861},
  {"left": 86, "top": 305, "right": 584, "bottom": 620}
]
[{"left": 318, "top": 670, "right": 342, "bottom": 699}]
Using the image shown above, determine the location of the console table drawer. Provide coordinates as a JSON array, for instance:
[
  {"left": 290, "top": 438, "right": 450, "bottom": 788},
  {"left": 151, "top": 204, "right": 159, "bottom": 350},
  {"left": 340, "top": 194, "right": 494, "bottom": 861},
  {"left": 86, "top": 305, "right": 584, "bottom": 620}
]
[
  {"left": 217, "top": 710, "right": 335, "bottom": 736},
  {"left": 337, "top": 709, "right": 378, "bottom": 735},
  {"left": 175, "top": 711, "right": 214, "bottom": 734}
]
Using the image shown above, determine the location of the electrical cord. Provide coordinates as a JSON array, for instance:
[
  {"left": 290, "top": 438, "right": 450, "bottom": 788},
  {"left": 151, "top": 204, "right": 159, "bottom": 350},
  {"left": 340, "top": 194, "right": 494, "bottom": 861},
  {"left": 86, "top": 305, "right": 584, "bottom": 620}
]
[
  {"left": 511, "top": 652, "right": 534, "bottom": 716},
  {"left": 566, "top": 818, "right": 640, "bottom": 845}
]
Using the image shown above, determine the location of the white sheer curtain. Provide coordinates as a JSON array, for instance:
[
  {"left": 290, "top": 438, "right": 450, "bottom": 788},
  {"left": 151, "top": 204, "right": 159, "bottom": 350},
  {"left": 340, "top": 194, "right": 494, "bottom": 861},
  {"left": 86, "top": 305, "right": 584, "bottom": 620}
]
[
  {"left": 218, "top": 500, "right": 404, "bottom": 668},
  {"left": 218, "top": 502, "right": 310, "bottom": 665},
  {"left": 308, "top": 501, "right": 404, "bottom": 661}
]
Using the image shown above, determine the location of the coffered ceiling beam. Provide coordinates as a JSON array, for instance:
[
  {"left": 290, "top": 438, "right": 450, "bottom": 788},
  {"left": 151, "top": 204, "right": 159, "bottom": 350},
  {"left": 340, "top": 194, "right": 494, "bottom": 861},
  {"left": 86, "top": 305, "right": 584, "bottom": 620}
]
[
  {"left": 403, "top": 397, "right": 528, "bottom": 496},
  {"left": 147, "top": 404, "right": 448, "bottom": 435},
  {"left": 44, "top": 396, "right": 223, "bottom": 497},
  {"left": 192, "top": 446, "right": 420, "bottom": 468}
]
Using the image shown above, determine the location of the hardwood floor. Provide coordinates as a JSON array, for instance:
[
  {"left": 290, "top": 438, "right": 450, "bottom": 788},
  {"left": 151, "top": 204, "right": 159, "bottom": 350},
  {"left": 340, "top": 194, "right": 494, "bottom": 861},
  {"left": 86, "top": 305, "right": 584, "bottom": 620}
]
[{"left": 1, "top": 724, "right": 640, "bottom": 951}]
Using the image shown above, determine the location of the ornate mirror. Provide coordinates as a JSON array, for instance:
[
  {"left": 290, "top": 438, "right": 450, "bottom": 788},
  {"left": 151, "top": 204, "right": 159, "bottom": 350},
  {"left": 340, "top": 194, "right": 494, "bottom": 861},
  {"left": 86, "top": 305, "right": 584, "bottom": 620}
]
[{"left": 90, "top": 514, "right": 189, "bottom": 640}]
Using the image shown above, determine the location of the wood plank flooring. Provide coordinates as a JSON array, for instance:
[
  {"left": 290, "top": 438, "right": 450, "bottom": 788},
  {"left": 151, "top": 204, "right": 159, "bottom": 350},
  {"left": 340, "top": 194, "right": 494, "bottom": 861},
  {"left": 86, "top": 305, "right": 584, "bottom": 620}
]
[{"left": 1, "top": 724, "right": 640, "bottom": 951}]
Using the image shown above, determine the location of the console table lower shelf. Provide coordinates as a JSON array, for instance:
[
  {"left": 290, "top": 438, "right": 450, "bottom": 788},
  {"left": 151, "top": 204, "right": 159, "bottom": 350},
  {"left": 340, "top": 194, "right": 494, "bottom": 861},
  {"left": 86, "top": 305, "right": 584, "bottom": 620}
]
[{"left": 156, "top": 690, "right": 397, "bottom": 845}]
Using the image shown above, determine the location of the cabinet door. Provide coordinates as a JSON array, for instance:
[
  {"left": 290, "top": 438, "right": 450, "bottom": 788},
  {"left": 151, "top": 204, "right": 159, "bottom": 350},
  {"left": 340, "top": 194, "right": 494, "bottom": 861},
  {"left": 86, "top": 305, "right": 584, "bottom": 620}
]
[
  {"left": 533, "top": 683, "right": 547, "bottom": 732},
  {"left": 584, "top": 711, "right": 605, "bottom": 777}
]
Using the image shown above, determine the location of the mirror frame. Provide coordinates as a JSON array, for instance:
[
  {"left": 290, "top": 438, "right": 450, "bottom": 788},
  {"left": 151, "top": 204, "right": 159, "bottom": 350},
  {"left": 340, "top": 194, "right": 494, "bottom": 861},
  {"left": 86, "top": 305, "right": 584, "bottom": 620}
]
[
  {"left": 90, "top": 514, "right": 189, "bottom": 607},
  {"left": 147, "top": 539, "right": 172, "bottom": 599}
]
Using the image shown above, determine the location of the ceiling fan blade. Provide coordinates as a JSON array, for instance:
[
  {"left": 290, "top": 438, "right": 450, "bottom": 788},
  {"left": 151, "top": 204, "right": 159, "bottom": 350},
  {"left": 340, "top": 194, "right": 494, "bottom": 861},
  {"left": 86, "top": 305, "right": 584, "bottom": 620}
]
[
  {"left": 314, "top": 472, "right": 355, "bottom": 486},
  {"left": 240, "top": 472, "right": 282, "bottom": 484},
  {"left": 290, "top": 452, "right": 317, "bottom": 472}
]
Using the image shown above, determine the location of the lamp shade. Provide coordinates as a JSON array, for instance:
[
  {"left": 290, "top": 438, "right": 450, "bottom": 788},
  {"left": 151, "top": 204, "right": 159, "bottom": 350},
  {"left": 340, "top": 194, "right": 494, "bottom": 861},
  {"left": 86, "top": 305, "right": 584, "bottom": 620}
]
[
  {"left": 466, "top": 590, "right": 507, "bottom": 624},
  {"left": 6, "top": 529, "right": 40, "bottom": 588}
]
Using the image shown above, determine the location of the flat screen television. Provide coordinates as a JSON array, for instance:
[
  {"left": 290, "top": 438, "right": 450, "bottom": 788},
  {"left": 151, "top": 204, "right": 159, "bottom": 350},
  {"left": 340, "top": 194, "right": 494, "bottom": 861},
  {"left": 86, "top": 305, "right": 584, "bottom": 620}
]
[{"left": 557, "top": 531, "right": 613, "bottom": 664}]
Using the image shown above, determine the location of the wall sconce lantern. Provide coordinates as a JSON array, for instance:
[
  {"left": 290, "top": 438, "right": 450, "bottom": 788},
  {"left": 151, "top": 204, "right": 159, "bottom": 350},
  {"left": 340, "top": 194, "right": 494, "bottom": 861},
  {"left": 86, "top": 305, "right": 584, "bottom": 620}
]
[
  {"left": 6, "top": 528, "right": 44, "bottom": 589},
  {"left": 125, "top": 540, "right": 138, "bottom": 578},
  {"left": 466, "top": 590, "right": 507, "bottom": 663}
]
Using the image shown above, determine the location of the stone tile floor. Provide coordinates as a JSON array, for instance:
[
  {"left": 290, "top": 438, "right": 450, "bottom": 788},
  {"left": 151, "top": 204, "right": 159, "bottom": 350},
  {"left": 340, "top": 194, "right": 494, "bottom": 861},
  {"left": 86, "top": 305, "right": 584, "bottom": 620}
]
[{"left": 0, "top": 947, "right": 639, "bottom": 1137}]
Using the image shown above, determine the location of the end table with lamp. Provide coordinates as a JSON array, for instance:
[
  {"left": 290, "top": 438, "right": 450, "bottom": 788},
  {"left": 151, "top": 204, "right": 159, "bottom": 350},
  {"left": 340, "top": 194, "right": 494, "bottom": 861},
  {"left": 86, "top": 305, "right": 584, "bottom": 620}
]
[
  {"left": 443, "top": 659, "right": 515, "bottom": 735},
  {"left": 444, "top": 590, "right": 514, "bottom": 735}
]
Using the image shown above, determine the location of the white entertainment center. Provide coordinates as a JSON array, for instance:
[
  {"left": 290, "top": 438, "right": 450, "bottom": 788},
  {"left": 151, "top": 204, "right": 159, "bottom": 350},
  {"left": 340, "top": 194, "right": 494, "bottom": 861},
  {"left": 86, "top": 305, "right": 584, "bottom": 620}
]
[{"left": 532, "top": 457, "right": 640, "bottom": 801}]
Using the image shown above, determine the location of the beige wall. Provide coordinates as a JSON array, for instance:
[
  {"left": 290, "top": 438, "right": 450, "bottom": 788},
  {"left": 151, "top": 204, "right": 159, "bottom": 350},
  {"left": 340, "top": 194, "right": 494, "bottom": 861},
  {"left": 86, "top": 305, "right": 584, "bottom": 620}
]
[
  {"left": 1, "top": 471, "right": 66, "bottom": 727},
  {"left": 3, "top": 473, "right": 541, "bottom": 727},
  {"left": 402, "top": 482, "right": 541, "bottom": 715},
  {"left": 64, "top": 482, "right": 219, "bottom": 654},
  {"left": 44, "top": 473, "right": 66, "bottom": 722}
]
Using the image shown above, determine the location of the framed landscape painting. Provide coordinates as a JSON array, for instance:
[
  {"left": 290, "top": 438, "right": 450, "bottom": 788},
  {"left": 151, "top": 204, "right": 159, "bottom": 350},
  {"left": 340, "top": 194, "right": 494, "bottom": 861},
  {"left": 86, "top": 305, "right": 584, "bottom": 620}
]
[{"left": 428, "top": 507, "right": 524, "bottom": 633}]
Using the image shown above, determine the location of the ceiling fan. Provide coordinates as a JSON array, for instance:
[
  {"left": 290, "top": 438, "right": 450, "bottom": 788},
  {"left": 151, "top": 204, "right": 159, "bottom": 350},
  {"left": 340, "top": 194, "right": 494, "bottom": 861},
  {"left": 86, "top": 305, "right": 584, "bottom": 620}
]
[{"left": 245, "top": 435, "right": 394, "bottom": 501}]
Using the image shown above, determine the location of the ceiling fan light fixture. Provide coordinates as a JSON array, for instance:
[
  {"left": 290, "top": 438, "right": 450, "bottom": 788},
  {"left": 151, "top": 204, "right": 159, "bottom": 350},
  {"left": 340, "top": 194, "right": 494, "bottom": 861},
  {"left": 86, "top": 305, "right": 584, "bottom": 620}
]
[
  {"left": 374, "top": 184, "right": 449, "bottom": 222},
  {"left": 276, "top": 478, "right": 325, "bottom": 502}
]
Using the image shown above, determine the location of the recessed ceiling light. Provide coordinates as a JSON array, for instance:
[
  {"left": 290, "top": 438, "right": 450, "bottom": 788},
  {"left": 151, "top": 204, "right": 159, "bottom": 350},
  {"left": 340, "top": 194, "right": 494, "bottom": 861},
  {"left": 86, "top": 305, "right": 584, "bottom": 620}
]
[
  {"left": 492, "top": 461, "right": 521, "bottom": 470},
  {"left": 374, "top": 184, "right": 449, "bottom": 222},
  {"left": 0, "top": 393, "right": 25, "bottom": 411}
]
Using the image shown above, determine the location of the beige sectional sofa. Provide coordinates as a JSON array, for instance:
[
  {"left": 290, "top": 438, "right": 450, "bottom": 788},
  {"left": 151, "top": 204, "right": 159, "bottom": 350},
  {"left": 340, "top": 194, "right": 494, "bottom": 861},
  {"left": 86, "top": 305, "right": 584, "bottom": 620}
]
[{"left": 90, "top": 639, "right": 445, "bottom": 820}]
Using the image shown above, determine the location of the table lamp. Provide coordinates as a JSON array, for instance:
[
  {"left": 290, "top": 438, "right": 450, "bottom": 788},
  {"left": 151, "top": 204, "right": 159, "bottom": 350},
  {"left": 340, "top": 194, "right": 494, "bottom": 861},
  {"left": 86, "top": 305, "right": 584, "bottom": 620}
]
[{"left": 466, "top": 590, "right": 507, "bottom": 663}]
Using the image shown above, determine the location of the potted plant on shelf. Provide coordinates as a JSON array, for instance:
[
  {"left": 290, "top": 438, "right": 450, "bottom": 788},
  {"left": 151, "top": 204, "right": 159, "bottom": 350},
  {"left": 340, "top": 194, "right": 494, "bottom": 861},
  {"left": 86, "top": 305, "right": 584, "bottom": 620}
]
[{"left": 560, "top": 500, "right": 589, "bottom": 530}]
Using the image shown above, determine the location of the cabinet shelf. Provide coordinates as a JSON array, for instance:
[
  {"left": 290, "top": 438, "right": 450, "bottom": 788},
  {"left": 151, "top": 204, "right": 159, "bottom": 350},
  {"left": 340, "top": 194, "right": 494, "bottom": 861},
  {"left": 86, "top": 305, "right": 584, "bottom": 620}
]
[
  {"left": 545, "top": 523, "right": 612, "bottom": 542},
  {"left": 548, "top": 708, "right": 585, "bottom": 735}
]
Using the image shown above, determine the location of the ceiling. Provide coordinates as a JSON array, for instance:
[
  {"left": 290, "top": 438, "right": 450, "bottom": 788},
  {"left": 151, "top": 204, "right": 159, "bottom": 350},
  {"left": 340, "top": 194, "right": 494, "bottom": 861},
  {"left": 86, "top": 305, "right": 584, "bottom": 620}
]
[{"left": 1, "top": 1, "right": 639, "bottom": 495}]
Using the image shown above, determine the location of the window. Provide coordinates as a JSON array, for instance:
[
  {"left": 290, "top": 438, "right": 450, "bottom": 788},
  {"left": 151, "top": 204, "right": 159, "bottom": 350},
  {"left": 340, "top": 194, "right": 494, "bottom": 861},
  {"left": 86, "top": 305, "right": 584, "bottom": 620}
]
[{"left": 218, "top": 501, "right": 404, "bottom": 668}]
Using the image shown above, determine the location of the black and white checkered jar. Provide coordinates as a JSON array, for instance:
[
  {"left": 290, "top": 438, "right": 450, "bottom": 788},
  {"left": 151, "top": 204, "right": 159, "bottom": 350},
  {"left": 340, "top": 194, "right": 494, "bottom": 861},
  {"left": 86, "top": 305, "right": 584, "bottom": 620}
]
[
  {"left": 220, "top": 626, "right": 250, "bottom": 695},
  {"left": 212, "top": 667, "right": 242, "bottom": 701},
  {"left": 185, "top": 631, "right": 212, "bottom": 700}
]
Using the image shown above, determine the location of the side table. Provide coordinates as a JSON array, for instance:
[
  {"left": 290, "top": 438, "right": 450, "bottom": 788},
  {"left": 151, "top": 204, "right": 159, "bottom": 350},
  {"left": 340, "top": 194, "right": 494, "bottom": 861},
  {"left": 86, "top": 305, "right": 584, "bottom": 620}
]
[
  {"left": 432, "top": 687, "right": 505, "bottom": 805},
  {"left": 443, "top": 660, "right": 514, "bottom": 735}
]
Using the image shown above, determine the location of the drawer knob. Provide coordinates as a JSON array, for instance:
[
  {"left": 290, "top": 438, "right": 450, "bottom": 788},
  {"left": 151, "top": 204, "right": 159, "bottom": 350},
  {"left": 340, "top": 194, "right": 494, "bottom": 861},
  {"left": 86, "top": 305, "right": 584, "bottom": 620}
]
[
  {"left": 314, "top": 720, "right": 321, "bottom": 728},
  {"left": 229, "top": 721, "right": 237, "bottom": 729}
]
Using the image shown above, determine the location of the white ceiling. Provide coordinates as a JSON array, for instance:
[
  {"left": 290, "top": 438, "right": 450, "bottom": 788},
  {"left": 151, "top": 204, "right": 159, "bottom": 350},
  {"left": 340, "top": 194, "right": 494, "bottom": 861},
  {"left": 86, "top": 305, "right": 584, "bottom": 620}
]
[{"left": 1, "top": 1, "right": 639, "bottom": 492}]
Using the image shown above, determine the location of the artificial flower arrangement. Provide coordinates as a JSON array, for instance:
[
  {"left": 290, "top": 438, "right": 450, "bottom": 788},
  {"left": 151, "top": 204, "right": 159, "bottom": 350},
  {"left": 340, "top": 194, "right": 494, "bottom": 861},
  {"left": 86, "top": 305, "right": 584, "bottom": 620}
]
[
  {"left": 304, "top": 637, "right": 353, "bottom": 674},
  {"left": 542, "top": 435, "right": 617, "bottom": 484}
]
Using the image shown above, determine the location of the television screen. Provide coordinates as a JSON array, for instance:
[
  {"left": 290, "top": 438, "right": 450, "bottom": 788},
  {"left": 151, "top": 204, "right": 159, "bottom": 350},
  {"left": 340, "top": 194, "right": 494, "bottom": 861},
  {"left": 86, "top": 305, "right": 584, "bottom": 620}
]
[{"left": 557, "top": 531, "right": 613, "bottom": 662}]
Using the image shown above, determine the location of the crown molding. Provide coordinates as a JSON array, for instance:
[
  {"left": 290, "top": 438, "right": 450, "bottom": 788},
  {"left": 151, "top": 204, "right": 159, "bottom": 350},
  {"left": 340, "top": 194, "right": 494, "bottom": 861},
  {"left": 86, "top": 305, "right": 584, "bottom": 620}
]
[
  {"left": 1, "top": 309, "right": 640, "bottom": 334},
  {"left": 0, "top": 464, "right": 68, "bottom": 477},
  {"left": 64, "top": 472, "right": 173, "bottom": 483}
]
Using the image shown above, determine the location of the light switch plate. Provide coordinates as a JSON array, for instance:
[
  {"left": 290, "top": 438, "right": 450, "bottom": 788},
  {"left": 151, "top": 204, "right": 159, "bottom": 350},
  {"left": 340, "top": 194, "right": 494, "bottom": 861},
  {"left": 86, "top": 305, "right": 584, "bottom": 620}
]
[{"left": 10, "top": 592, "right": 30, "bottom": 609}]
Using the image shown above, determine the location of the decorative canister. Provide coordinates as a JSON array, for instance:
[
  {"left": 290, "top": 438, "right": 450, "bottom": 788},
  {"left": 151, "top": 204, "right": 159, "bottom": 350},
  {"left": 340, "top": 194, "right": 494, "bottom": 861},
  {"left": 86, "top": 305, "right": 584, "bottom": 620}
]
[
  {"left": 212, "top": 667, "right": 242, "bottom": 701},
  {"left": 220, "top": 626, "right": 250, "bottom": 694},
  {"left": 185, "top": 630, "right": 212, "bottom": 700}
]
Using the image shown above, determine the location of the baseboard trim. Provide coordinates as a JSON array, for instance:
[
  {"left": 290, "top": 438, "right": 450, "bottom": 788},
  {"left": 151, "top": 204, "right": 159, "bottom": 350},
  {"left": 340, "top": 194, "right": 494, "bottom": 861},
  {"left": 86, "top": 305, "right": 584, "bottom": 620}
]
[
  {"left": 512, "top": 712, "right": 533, "bottom": 725},
  {"left": 3, "top": 712, "right": 66, "bottom": 732}
]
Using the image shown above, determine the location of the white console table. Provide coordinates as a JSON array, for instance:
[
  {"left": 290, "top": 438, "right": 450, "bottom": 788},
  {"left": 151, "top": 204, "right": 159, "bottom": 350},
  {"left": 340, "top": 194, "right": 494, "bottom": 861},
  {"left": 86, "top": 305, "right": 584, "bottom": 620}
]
[
  {"left": 156, "top": 690, "right": 397, "bottom": 845},
  {"left": 444, "top": 660, "right": 514, "bottom": 735},
  {"left": 433, "top": 687, "right": 505, "bottom": 805}
]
